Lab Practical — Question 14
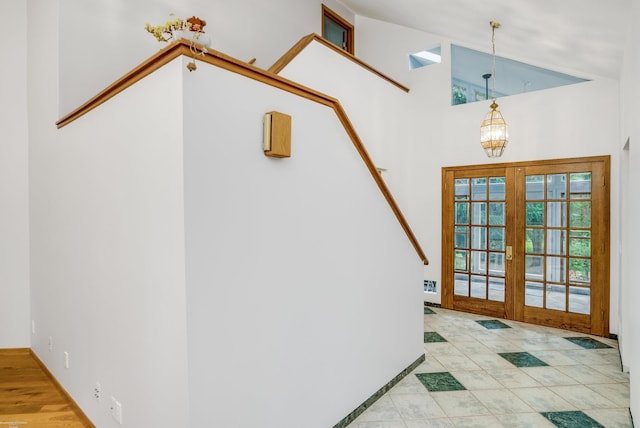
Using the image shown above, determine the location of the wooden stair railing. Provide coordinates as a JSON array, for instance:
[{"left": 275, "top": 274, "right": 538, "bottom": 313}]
[
  {"left": 56, "top": 40, "right": 428, "bottom": 265},
  {"left": 269, "top": 33, "right": 409, "bottom": 93}
]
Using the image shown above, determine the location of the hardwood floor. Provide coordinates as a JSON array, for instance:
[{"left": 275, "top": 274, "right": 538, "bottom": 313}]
[{"left": 0, "top": 349, "right": 93, "bottom": 427}]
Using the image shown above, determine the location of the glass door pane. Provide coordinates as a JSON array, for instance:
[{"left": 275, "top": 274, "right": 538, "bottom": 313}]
[
  {"left": 523, "top": 172, "right": 592, "bottom": 315},
  {"left": 451, "top": 174, "right": 506, "bottom": 302}
]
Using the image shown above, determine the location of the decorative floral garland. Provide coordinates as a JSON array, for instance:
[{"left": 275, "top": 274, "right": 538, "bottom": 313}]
[
  {"left": 145, "top": 15, "right": 208, "bottom": 71},
  {"left": 145, "top": 15, "right": 207, "bottom": 42}
]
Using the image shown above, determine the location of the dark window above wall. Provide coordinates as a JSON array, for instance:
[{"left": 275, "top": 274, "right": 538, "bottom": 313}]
[{"left": 322, "top": 4, "right": 354, "bottom": 54}]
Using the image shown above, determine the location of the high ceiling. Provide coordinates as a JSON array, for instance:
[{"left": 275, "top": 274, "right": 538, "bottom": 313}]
[{"left": 339, "top": 0, "right": 632, "bottom": 79}]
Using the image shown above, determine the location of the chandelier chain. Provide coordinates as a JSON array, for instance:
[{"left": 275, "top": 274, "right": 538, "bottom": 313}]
[
  {"left": 491, "top": 21, "right": 498, "bottom": 101},
  {"left": 480, "top": 20, "right": 508, "bottom": 158}
]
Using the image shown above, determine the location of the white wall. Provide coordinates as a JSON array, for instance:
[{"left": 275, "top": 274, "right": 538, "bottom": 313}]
[
  {"left": 29, "top": 3, "right": 423, "bottom": 426},
  {"left": 0, "top": 0, "right": 31, "bottom": 348},
  {"left": 619, "top": 0, "right": 639, "bottom": 417},
  {"left": 58, "top": 0, "right": 353, "bottom": 115},
  {"left": 354, "top": 17, "right": 622, "bottom": 333},
  {"left": 181, "top": 60, "right": 423, "bottom": 427},
  {"left": 276, "top": 40, "right": 415, "bottom": 213},
  {"left": 276, "top": 40, "right": 410, "bottom": 166},
  {"left": 29, "top": 1, "right": 191, "bottom": 421}
]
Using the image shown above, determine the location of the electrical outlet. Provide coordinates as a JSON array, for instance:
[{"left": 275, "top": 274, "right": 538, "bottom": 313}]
[
  {"left": 110, "top": 396, "right": 123, "bottom": 424},
  {"left": 93, "top": 382, "right": 101, "bottom": 401},
  {"left": 48, "top": 336, "right": 53, "bottom": 351},
  {"left": 64, "top": 351, "right": 69, "bottom": 369},
  {"left": 31, "top": 320, "right": 35, "bottom": 334}
]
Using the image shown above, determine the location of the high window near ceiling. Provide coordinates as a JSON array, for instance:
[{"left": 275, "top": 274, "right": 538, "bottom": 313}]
[
  {"left": 322, "top": 4, "right": 354, "bottom": 54},
  {"left": 451, "top": 45, "right": 588, "bottom": 106},
  {"left": 408, "top": 45, "right": 441, "bottom": 70}
]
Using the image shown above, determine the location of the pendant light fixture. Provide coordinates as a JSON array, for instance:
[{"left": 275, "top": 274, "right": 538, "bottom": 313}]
[{"left": 480, "top": 21, "right": 508, "bottom": 157}]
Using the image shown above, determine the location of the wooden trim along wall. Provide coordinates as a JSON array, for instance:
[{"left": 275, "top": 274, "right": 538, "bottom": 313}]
[
  {"left": 28, "top": 349, "right": 96, "bottom": 427},
  {"left": 55, "top": 41, "right": 335, "bottom": 129},
  {"left": 55, "top": 40, "right": 428, "bottom": 265},
  {"left": 0, "top": 348, "right": 98, "bottom": 427},
  {"left": 268, "top": 33, "right": 409, "bottom": 93}
]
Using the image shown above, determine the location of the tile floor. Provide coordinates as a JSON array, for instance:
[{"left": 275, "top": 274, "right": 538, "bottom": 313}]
[{"left": 352, "top": 307, "right": 632, "bottom": 427}]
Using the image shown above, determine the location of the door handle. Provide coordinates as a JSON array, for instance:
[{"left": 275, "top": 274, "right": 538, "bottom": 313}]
[{"left": 506, "top": 245, "right": 513, "bottom": 260}]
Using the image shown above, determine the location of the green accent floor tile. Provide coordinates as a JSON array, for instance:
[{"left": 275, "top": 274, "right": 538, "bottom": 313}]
[
  {"left": 423, "top": 307, "right": 435, "bottom": 314},
  {"left": 541, "top": 411, "right": 604, "bottom": 428},
  {"left": 476, "top": 319, "right": 511, "bottom": 329},
  {"left": 415, "top": 372, "right": 466, "bottom": 392},
  {"left": 424, "top": 332, "right": 447, "bottom": 343},
  {"left": 564, "top": 336, "right": 613, "bottom": 349},
  {"left": 498, "top": 352, "right": 548, "bottom": 367}
]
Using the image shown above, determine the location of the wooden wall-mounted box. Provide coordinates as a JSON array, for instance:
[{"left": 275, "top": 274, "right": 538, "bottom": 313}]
[{"left": 263, "top": 111, "right": 291, "bottom": 158}]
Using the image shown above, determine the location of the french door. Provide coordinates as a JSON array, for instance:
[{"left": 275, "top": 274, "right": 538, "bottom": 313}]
[{"left": 442, "top": 156, "right": 610, "bottom": 336}]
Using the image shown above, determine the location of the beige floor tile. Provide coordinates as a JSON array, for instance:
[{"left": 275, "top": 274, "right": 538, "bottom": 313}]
[
  {"left": 412, "top": 358, "right": 447, "bottom": 374},
  {"left": 560, "top": 349, "right": 611, "bottom": 365},
  {"left": 548, "top": 384, "right": 618, "bottom": 409},
  {"left": 481, "top": 340, "right": 524, "bottom": 353},
  {"left": 486, "top": 369, "right": 541, "bottom": 388},
  {"left": 584, "top": 383, "right": 630, "bottom": 407},
  {"left": 356, "top": 421, "right": 408, "bottom": 428},
  {"left": 510, "top": 387, "right": 576, "bottom": 412},
  {"left": 590, "top": 364, "right": 630, "bottom": 382},
  {"left": 466, "top": 353, "right": 516, "bottom": 370},
  {"left": 450, "top": 340, "right": 493, "bottom": 355},
  {"left": 519, "top": 366, "right": 579, "bottom": 386},
  {"left": 390, "top": 394, "right": 447, "bottom": 420},
  {"left": 404, "top": 420, "right": 454, "bottom": 428},
  {"left": 355, "top": 396, "right": 403, "bottom": 423},
  {"left": 448, "top": 415, "right": 504, "bottom": 427},
  {"left": 495, "top": 412, "right": 556, "bottom": 428},
  {"left": 511, "top": 337, "right": 580, "bottom": 352},
  {"left": 583, "top": 408, "right": 634, "bottom": 428},
  {"left": 424, "top": 343, "right": 464, "bottom": 356},
  {"left": 437, "top": 333, "right": 477, "bottom": 343},
  {"left": 430, "top": 391, "right": 491, "bottom": 418},
  {"left": 490, "top": 328, "right": 540, "bottom": 341},
  {"left": 470, "top": 388, "right": 534, "bottom": 414},
  {"left": 433, "top": 354, "right": 482, "bottom": 371},
  {"left": 593, "top": 349, "right": 626, "bottom": 366},
  {"left": 390, "top": 374, "right": 432, "bottom": 395},
  {"left": 556, "top": 365, "right": 617, "bottom": 384},
  {"left": 449, "top": 370, "right": 503, "bottom": 390},
  {"left": 527, "top": 350, "right": 578, "bottom": 366}
]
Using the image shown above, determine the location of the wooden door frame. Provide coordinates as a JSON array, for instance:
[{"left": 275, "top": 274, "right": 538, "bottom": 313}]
[
  {"left": 441, "top": 166, "right": 512, "bottom": 318},
  {"left": 321, "top": 4, "right": 354, "bottom": 54},
  {"left": 442, "top": 155, "right": 610, "bottom": 336}
]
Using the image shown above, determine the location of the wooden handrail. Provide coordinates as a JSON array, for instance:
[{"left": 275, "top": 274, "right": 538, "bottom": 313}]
[
  {"left": 56, "top": 41, "right": 336, "bottom": 128},
  {"left": 333, "top": 103, "right": 428, "bottom": 264},
  {"left": 269, "top": 33, "right": 410, "bottom": 93},
  {"left": 56, "top": 40, "right": 428, "bottom": 265}
]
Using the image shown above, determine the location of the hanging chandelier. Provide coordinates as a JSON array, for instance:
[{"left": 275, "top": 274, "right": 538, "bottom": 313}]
[{"left": 480, "top": 21, "right": 508, "bottom": 157}]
